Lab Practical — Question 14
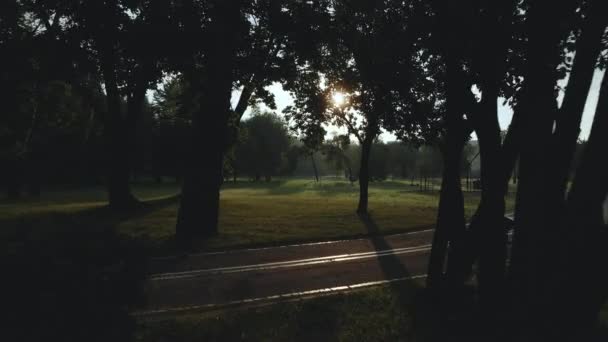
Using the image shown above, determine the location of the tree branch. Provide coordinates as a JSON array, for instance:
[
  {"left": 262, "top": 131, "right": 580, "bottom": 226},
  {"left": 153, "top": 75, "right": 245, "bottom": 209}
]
[{"left": 335, "top": 109, "right": 363, "bottom": 143}]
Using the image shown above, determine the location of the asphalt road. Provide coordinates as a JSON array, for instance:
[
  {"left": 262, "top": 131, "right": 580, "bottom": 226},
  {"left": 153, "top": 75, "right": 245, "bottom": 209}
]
[{"left": 139, "top": 229, "right": 434, "bottom": 316}]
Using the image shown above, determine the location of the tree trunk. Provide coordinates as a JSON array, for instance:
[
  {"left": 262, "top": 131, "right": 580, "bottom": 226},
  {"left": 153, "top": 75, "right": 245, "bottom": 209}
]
[
  {"left": 234, "top": 84, "right": 254, "bottom": 121},
  {"left": 175, "top": 0, "right": 242, "bottom": 243},
  {"left": 555, "top": 71, "right": 608, "bottom": 338},
  {"left": 101, "top": 62, "right": 139, "bottom": 211},
  {"left": 176, "top": 134, "right": 225, "bottom": 241},
  {"left": 508, "top": 2, "right": 577, "bottom": 335},
  {"left": 469, "top": 84, "right": 509, "bottom": 312},
  {"left": 426, "top": 32, "right": 469, "bottom": 297},
  {"left": 551, "top": 0, "right": 608, "bottom": 198},
  {"left": 346, "top": 163, "right": 353, "bottom": 185},
  {"left": 357, "top": 138, "right": 372, "bottom": 214},
  {"left": 427, "top": 139, "right": 468, "bottom": 291},
  {"left": 310, "top": 153, "right": 319, "bottom": 182}
]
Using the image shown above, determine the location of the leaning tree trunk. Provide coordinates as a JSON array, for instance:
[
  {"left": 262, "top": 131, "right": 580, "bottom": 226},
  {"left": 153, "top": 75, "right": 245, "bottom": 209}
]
[
  {"left": 175, "top": 0, "right": 242, "bottom": 244},
  {"left": 554, "top": 71, "right": 608, "bottom": 339},
  {"left": 507, "top": 1, "right": 578, "bottom": 336},
  {"left": 356, "top": 137, "right": 373, "bottom": 215},
  {"left": 550, "top": 0, "right": 608, "bottom": 198}
]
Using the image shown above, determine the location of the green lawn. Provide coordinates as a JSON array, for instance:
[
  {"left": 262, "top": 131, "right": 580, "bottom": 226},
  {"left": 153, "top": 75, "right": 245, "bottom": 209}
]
[
  {"left": 136, "top": 281, "right": 427, "bottom": 341},
  {"left": 0, "top": 178, "right": 514, "bottom": 255},
  {"left": 136, "top": 281, "right": 608, "bottom": 342},
  {"left": 4, "top": 179, "right": 604, "bottom": 340}
]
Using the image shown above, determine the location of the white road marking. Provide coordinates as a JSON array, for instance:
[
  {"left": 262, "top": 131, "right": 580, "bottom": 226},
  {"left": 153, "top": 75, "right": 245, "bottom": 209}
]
[
  {"left": 135, "top": 274, "right": 427, "bottom": 317},
  {"left": 151, "top": 228, "right": 435, "bottom": 260},
  {"left": 152, "top": 213, "right": 514, "bottom": 261},
  {"left": 150, "top": 244, "right": 432, "bottom": 280}
]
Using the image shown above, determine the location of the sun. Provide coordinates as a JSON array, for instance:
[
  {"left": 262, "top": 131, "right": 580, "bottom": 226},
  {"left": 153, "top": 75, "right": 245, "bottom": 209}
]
[{"left": 332, "top": 91, "right": 347, "bottom": 107}]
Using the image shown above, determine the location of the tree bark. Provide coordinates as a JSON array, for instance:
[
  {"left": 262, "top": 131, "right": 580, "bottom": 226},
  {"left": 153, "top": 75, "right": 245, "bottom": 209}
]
[
  {"left": 357, "top": 137, "right": 373, "bottom": 214},
  {"left": 551, "top": 0, "right": 608, "bottom": 198},
  {"left": 555, "top": 71, "right": 608, "bottom": 338},
  {"left": 468, "top": 85, "right": 508, "bottom": 312},
  {"left": 345, "top": 157, "right": 354, "bottom": 185},
  {"left": 176, "top": 130, "right": 225, "bottom": 241},
  {"left": 426, "top": 48, "right": 469, "bottom": 293},
  {"left": 234, "top": 84, "right": 254, "bottom": 121},
  {"left": 310, "top": 153, "right": 319, "bottom": 182},
  {"left": 100, "top": 48, "right": 139, "bottom": 211},
  {"left": 175, "top": 0, "right": 242, "bottom": 243},
  {"left": 508, "top": 1, "right": 578, "bottom": 335}
]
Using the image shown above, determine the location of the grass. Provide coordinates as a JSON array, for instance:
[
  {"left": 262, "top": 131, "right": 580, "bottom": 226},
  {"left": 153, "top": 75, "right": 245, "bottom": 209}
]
[
  {"left": 0, "top": 178, "right": 514, "bottom": 255},
  {"left": 3, "top": 179, "right": 604, "bottom": 340},
  {"left": 136, "top": 281, "right": 428, "bottom": 341},
  {"left": 1, "top": 177, "right": 480, "bottom": 339},
  {"left": 137, "top": 282, "right": 608, "bottom": 341}
]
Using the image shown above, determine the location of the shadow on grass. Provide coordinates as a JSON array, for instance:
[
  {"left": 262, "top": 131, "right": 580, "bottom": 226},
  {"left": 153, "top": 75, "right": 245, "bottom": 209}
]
[
  {"left": 263, "top": 179, "right": 356, "bottom": 196},
  {"left": 221, "top": 179, "right": 314, "bottom": 196},
  {"left": 358, "top": 213, "right": 432, "bottom": 340},
  {"left": 1, "top": 196, "right": 182, "bottom": 341},
  {"left": 265, "top": 181, "right": 314, "bottom": 195},
  {"left": 312, "top": 182, "right": 359, "bottom": 197},
  {"left": 358, "top": 214, "right": 491, "bottom": 341}
]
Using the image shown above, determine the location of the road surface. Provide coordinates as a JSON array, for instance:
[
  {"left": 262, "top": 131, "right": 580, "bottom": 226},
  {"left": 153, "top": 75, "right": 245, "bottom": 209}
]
[{"left": 138, "top": 228, "right": 434, "bottom": 316}]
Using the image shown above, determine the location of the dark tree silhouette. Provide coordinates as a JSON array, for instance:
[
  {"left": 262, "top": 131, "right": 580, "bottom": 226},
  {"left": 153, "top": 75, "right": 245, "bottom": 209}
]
[
  {"left": 234, "top": 110, "right": 291, "bottom": 182},
  {"left": 423, "top": 0, "right": 475, "bottom": 296},
  {"left": 175, "top": 0, "right": 246, "bottom": 241}
]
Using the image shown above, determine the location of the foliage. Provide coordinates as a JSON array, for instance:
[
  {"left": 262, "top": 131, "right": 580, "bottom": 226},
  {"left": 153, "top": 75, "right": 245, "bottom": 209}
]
[{"left": 234, "top": 109, "right": 291, "bottom": 181}]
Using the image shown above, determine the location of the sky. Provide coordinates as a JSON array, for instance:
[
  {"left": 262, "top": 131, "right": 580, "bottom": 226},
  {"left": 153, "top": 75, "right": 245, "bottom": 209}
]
[{"left": 235, "top": 68, "right": 605, "bottom": 142}]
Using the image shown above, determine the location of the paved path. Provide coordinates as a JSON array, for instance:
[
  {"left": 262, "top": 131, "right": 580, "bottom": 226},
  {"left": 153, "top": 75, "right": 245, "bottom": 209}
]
[
  {"left": 135, "top": 213, "right": 518, "bottom": 316},
  {"left": 139, "top": 229, "right": 434, "bottom": 316}
]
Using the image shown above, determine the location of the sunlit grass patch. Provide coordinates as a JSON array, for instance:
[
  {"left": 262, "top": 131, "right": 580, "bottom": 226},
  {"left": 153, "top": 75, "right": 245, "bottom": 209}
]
[{"left": 1, "top": 178, "right": 513, "bottom": 254}]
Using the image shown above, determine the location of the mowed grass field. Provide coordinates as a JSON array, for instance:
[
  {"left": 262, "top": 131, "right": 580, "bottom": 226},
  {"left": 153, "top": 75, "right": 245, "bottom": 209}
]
[{"left": 0, "top": 178, "right": 514, "bottom": 255}]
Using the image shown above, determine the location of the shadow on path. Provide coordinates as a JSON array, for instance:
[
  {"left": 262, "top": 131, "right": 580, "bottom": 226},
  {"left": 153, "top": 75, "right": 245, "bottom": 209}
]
[{"left": 358, "top": 213, "right": 430, "bottom": 340}]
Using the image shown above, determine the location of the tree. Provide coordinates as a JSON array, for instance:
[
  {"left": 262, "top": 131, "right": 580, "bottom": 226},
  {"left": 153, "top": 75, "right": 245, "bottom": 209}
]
[
  {"left": 286, "top": 0, "right": 434, "bottom": 214},
  {"left": 421, "top": 0, "right": 477, "bottom": 296},
  {"left": 32, "top": 0, "right": 167, "bottom": 210},
  {"left": 174, "top": 0, "right": 246, "bottom": 242},
  {"left": 323, "top": 134, "right": 355, "bottom": 182},
  {"left": 150, "top": 76, "right": 192, "bottom": 181},
  {"left": 457, "top": 0, "right": 520, "bottom": 313},
  {"left": 421, "top": 0, "right": 608, "bottom": 337},
  {"left": 234, "top": 109, "right": 291, "bottom": 182},
  {"left": 385, "top": 142, "right": 416, "bottom": 180},
  {"left": 560, "top": 69, "right": 608, "bottom": 334},
  {"left": 1, "top": 1, "right": 110, "bottom": 197},
  {"left": 173, "top": 0, "right": 315, "bottom": 240},
  {"left": 368, "top": 142, "right": 389, "bottom": 181},
  {"left": 283, "top": 65, "right": 327, "bottom": 184}
]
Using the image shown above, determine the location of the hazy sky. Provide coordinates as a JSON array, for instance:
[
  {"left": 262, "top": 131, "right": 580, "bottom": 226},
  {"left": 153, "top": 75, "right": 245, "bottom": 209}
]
[{"left": 235, "top": 68, "right": 605, "bottom": 142}]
